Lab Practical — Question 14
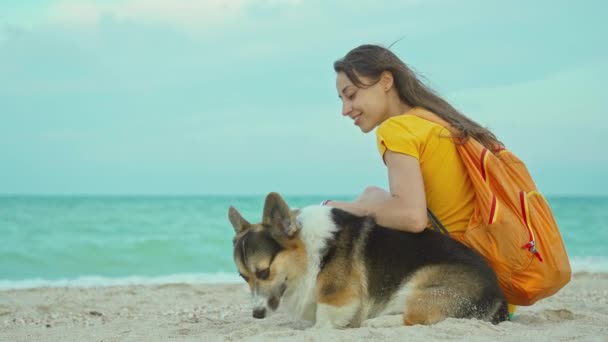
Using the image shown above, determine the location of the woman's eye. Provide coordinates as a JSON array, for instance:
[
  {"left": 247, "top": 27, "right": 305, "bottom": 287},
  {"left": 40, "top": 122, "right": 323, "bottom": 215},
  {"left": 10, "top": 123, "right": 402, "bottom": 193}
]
[
  {"left": 348, "top": 92, "right": 356, "bottom": 100},
  {"left": 256, "top": 269, "right": 270, "bottom": 280},
  {"left": 239, "top": 273, "right": 249, "bottom": 282}
]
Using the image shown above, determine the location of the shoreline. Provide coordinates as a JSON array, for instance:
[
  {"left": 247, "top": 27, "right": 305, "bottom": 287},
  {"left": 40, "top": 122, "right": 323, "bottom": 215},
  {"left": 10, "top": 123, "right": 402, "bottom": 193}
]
[
  {"left": 1, "top": 272, "right": 606, "bottom": 341},
  {"left": 1, "top": 270, "right": 605, "bottom": 291}
]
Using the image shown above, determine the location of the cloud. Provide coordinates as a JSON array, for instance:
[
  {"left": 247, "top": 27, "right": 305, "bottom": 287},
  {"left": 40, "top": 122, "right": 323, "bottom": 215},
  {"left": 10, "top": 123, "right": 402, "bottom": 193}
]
[
  {"left": 1, "top": 0, "right": 605, "bottom": 195},
  {"left": 46, "top": 0, "right": 303, "bottom": 31},
  {"left": 445, "top": 59, "right": 608, "bottom": 163}
]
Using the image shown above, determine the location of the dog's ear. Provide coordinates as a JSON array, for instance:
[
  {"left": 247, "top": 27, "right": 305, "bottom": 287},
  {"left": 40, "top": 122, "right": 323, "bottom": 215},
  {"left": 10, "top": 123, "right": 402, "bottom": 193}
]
[
  {"left": 263, "top": 192, "right": 300, "bottom": 238},
  {"left": 228, "top": 206, "right": 250, "bottom": 233}
]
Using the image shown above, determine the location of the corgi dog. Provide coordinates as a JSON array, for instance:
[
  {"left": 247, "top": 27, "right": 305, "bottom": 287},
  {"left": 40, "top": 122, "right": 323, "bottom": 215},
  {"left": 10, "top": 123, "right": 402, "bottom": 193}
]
[{"left": 228, "top": 192, "right": 508, "bottom": 328}]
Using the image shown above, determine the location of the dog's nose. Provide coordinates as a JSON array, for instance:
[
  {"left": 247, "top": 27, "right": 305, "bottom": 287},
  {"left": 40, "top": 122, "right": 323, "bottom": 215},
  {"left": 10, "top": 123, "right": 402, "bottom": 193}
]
[{"left": 252, "top": 308, "right": 266, "bottom": 319}]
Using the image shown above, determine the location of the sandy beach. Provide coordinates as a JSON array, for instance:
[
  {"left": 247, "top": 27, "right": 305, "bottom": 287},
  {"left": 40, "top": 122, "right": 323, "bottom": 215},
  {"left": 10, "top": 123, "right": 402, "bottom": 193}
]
[{"left": 1, "top": 272, "right": 606, "bottom": 341}]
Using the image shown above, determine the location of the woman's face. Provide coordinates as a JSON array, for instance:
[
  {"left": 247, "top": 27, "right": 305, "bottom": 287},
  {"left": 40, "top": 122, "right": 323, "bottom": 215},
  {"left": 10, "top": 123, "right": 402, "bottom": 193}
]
[{"left": 336, "top": 71, "right": 389, "bottom": 133}]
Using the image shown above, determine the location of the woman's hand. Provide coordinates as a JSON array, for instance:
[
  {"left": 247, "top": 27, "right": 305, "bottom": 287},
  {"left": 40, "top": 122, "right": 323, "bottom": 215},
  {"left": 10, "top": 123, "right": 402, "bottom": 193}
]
[
  {"left": 323, "top": 150, "right": 428, "bottom": 233},
  {"left": 322, "top": 186, "right": 391, "bottom": 217},
  {"left": 354, "top": 186, "right": 392, "bottom": 206}
]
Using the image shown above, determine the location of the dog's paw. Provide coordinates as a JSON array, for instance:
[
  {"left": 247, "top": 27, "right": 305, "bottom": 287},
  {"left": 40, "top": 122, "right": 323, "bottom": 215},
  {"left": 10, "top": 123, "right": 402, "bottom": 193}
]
[{"left": 361, "top": 315, "right": 404, "bottom": 328}]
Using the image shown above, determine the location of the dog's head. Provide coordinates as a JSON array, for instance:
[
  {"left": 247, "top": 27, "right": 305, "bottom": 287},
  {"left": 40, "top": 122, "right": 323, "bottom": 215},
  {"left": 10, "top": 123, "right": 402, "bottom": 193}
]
[{"left": 228, "top": 192, "right": 306, "bottom": 319}]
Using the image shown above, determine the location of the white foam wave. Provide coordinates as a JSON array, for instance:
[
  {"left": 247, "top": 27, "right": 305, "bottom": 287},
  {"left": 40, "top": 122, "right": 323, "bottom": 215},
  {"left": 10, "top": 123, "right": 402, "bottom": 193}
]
[
  {"left": 0, "top": 272, "right": 242, "bottom": 290},
  {"left": 1, "top": 257, "right": 606, "bottom": 291},
  {"left": 569, "top": 256, "right": 608, "bottom": 273}
]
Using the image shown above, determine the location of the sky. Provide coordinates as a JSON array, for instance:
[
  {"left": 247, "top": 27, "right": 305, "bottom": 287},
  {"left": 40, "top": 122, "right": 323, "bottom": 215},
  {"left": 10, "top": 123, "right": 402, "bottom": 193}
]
[{"left": 1, "top": 0, "right": 606, "bottom": 196}]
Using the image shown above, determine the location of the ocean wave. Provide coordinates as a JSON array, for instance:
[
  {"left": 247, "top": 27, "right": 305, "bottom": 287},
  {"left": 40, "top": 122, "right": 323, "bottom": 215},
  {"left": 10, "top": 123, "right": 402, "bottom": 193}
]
[
  {"left": 1, "top": 256, "right": 607, "bottom": 291},
  {"left": 569, "top": 256, "right": 608, "bottom": 273},
  {"left": 0, "top": 272, "right": 242, "bottom": 290}
]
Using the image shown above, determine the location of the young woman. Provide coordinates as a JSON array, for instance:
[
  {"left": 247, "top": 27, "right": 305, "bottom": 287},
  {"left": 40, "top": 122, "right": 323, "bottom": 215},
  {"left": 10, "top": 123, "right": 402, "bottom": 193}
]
[{"left": 325, "top": 44, "right": 516, "bottom": 317}]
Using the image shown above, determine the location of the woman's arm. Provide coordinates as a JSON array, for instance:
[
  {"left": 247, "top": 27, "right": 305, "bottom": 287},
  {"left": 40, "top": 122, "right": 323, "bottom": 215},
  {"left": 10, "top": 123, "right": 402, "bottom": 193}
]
[{"left": 326, "top": 150, "right": 428, "bottom": 233}]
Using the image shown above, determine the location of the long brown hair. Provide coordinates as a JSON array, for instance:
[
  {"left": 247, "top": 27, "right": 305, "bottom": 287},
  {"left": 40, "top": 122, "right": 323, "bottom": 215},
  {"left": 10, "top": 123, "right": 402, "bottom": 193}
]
[{"left": 334, "top": 44, "right": 503, "bottom": 151}]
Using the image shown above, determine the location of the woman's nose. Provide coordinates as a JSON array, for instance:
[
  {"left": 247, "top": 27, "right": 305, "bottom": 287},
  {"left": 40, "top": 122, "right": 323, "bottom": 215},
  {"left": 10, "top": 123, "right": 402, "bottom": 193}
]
[{"left": 342, "top": 102, "right": 352, "bottom": 116}]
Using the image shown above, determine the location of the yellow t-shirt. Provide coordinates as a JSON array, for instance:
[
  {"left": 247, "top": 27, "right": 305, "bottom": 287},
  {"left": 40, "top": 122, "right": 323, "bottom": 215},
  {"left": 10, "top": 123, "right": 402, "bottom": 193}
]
[{"left": 375, "top": 108, "right": 475, "bottom": 233}]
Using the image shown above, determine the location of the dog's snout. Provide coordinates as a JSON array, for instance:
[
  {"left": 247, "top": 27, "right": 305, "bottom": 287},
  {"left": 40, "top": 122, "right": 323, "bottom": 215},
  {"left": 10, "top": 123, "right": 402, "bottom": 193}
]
[{"left": 252, "top": 308, "right": 266, "bottom": 319}]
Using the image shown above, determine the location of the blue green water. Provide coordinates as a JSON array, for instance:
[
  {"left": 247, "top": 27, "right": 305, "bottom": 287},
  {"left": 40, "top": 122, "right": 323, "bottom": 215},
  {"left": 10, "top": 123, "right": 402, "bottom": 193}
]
[{"left": 1, "top": 195, "right": 606, "bottom": 288}]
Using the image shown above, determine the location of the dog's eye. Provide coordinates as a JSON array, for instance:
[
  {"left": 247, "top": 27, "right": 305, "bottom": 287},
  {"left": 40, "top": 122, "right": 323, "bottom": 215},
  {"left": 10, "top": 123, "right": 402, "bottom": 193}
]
[
  {"left": 256, "top": 269, "right": 270, "bottom": 280},
  {"left": 239, "top": 273, "right": 249, "bottom": 282}
]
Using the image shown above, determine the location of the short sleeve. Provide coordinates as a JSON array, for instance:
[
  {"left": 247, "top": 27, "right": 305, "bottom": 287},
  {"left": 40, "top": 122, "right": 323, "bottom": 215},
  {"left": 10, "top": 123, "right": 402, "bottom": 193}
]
[{"left": 376, "top": 118, "right": 420, "bottom": 162}]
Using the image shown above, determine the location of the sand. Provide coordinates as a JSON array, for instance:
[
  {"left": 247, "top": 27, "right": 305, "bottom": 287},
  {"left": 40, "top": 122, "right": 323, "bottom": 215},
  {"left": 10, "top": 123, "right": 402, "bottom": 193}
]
[{"left": 1, "top": 272, "right": 607, "bottom": 341}]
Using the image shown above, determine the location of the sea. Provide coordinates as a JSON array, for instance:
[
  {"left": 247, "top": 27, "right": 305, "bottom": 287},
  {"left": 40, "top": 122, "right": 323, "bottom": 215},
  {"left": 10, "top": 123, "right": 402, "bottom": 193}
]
[{"left": 1, "top": 195, "right": 606, "bottom": 289}]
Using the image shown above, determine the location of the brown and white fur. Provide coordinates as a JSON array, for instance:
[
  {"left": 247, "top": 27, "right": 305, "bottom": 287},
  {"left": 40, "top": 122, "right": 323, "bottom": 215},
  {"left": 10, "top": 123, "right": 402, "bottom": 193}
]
[{"left": 228, "top": 192, "right": 508, "bottom": 328}]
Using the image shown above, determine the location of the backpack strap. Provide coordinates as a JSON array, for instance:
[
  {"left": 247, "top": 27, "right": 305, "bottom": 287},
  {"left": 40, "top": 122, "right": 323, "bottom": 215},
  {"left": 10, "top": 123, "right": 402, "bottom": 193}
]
[
  {"left": 409, "top": 108, "right": 456, "bottom": 133},
  {"left": 409, "top": 109, "right": 452, "bottom": 235},
  {"left": 427, "top": 208, "right": 449, "bottom": 235}
]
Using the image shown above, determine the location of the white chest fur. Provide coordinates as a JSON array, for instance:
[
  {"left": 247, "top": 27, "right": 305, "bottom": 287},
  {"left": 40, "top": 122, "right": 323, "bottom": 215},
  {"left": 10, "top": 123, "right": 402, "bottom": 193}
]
[{"left": 280, "top": 206, "right": 338, "bottom": 322}]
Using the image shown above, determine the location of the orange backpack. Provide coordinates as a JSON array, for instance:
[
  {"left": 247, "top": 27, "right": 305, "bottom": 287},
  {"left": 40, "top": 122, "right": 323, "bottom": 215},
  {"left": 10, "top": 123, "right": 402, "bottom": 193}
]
[{"left": 414, "top": 110, "right": 571, "bottom": 306}]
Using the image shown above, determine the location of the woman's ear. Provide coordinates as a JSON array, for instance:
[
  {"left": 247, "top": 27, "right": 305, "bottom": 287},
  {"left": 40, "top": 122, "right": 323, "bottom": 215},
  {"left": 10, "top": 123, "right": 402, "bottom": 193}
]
[{"left": 380, "top": 71, "right": 394, "bottom": 92}]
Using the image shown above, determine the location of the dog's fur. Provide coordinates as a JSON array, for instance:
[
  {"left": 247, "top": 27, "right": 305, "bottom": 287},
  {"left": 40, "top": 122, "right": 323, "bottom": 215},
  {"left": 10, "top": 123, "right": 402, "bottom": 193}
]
[{"left": 228, "top": 192, "right": 508, "bottom": 328}]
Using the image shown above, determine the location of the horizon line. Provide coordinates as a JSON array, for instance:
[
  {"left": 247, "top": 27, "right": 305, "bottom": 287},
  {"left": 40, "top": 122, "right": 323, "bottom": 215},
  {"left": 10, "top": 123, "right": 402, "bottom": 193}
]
[{"left": 1, "top": 193, "right": 606, "bottom": 198}]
